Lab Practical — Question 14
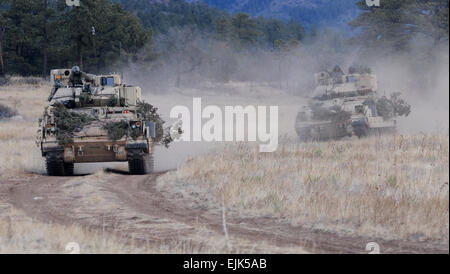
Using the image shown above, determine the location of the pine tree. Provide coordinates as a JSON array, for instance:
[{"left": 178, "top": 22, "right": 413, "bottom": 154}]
[
  {"left": 231, "top": 13, "right": 258, "bottom": 49},
  {"left": 215, "top": 15, "right": 231, "bottom": 41},
  {"left": 350, "top": 0, "right": 449, "bottom": 51},
  {"left": 2, "top": 0, "right": 49, "bottom": 75},
  {"left": 2, "top": 0, "right": 151, "bottom": 75}
]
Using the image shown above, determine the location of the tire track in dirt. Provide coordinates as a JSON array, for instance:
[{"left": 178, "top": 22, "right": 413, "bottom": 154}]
[{"left": 1, "top": 172, "right": 448, "bottom": 254}]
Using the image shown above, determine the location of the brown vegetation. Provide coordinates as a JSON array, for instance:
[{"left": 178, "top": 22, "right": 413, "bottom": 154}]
[{"left": 162, "top": 136, "right": 449, "bottom": 242}]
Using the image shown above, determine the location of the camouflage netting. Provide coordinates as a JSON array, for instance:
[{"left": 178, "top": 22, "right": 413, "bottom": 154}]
[
  {"left": 0, "top": 103, "right": 17, "bottom": 119},
  {"left": 136, "top": 101, "right": 165, "bottom": 141},
  {"left": 102, "top": 121, "right": 129, "bottom": 141},
  {"left": 311, "top": 103, "right": 351, "bottom": 122},
  {"left": 160, "top": 126, "right": 183, "bottom": 148},
  {"left": 52, "top": 103, "right": 97, "bottom": 145},
  {"left": 391, "top": 92, "right": 412, "bottom": 117},
  {"left": 50, "top": 101, "right": 178, "bottom": 147},
  {"left": 103, "top": 101, "right": 179, "bottom": 147},
  {"left": 102, "top": 120, "right": 144, "bottom": 141},
  {"left": 364, "top": 93, "right": 411, "bottom": 120}
]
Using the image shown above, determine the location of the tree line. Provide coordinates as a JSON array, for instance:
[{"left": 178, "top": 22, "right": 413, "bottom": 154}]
[
  {"left": 0, "top": 0, "right": 149, "bottom": 77},
  {"left": 0, "top": 0, "right": 448, "bottom": 78},
  {"left": 116, "top": 0, "right": 306, "bottom": 48},
  {"left": 0, "top": 0, "right": 307, "bottom": 77},
  {"left": 350, "top": 0, "right": 448, "bottom": 51}
]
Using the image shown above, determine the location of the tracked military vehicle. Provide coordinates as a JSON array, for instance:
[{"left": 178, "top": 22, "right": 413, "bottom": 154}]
[
  {"left": 38, "top": 68, "right": 160, "bottom": 176},
  {"left": 295, "top": 66, "right": 410, "bottom": 141}
]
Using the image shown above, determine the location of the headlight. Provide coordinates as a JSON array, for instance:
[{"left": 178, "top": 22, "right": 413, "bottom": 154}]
[
  {"left": 45, "top": 124, "right": 56, "bottom": 135},
  {"left": 130, "top": 121, "right": 141, "bottom": 129}
]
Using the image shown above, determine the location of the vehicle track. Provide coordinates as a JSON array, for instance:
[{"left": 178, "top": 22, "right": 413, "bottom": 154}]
[{"left": 1, "top": 172, "right": 448, "bottom": 254}]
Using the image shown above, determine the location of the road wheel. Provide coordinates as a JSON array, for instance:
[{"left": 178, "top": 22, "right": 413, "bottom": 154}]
[
  {"left": 45, "top": 153, "right": 65, "bottom": 176},
  {"left": 64, "top": 163, "right": 74, "bottom": 176},
  {"left": 128, "top": 153, "right": 154, "bottom": 175},
  {"left": 128, "top": 156, "right": 145, "bottom": 175}
]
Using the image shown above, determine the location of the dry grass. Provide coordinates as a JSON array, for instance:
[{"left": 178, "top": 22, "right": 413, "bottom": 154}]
[
  {"left": 0, "top": 201, "right": 237, "bottom": 254},
  {"left": 0, "top": 81, "right": 48, "bottom": 120},
  {"left": 0, "top": 82, "right": 159, "bottom": 254},
  {"left": 0, "top": 213, "right": 304, "bottom": 254},
  {"left": 55, "top": 169, "right": 306, "bottom": 254},
  {"left": 0, "top": 203, "right": 146, "bottom": 254},
  {"left": 1, "top": 81, "right": 448, "bottom": 252},
  {"left": 0, "top": 136, "right": 44, "bottom": 178},
  {"left": 0, "top": 82, "right": 49, "bottom": 178},
  {"left": 160, "top": 135, "right": 449, "bottom": 242},
  {"left": 0, "top": 169, "right": 306, "bottom": 254}
]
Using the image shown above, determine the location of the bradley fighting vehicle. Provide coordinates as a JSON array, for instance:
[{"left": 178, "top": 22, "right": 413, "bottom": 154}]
[
  {"left": 38, "top": 68, "right": 158, "bottom": 176},
  {"left": 295, "top": 66, "right": 410, "bottom": 141}
]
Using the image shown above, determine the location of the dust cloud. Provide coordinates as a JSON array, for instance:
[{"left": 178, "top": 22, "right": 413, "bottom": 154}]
[{"left": 120, "top": 26, "right": 449, "bottom": 170}]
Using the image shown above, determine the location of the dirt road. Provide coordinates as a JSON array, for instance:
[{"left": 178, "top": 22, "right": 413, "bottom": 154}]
[{"left": 0, "top": 172, "right": 447, "bottom": 254}]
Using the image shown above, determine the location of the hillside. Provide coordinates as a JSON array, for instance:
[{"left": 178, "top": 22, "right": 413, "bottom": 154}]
[
  {"left": 116, "top": 0, "right": 360, "bottom": 32},
  {"left": 191, "top": 0, "right": 361, "bottom": 31}
]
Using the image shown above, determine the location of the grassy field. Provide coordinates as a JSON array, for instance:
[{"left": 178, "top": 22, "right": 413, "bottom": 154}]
[
  {"left": 0, "top": 81, "right": 448, "bottom": 252},
  {"left": 0, "top": 81, "right": 128, "bottom": 253},
  {"left": 159, "top": 136, "right": 449, "bottom": 242},
  {"left": 0, "top": 81, "right": 152, "bottom": 253},
  {"left": 0, "top": 82, "right": 48, "bottom": 179},
  {"left": 0, "top": 203, "right": 148, "bottom": 254},
  {"left": 0, "top": 81, "right": 306, "bottom": 253}
]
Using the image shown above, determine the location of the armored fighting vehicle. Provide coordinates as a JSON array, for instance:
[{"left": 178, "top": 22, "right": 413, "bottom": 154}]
[
  {"left": 295, "top": 66, "right": 410, "bottom": 141},
  {"left": 38, "top": 68, "right": 160, "bottom": 176}
]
